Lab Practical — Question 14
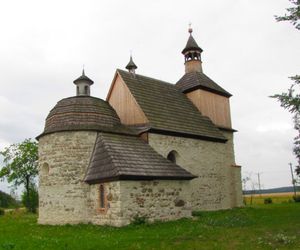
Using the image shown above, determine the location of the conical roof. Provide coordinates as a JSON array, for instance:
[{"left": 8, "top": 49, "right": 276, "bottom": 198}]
[
  {"left": 182, "top": 34, "right": 203, "bottom": 54},
  {"left": 125, "top": 56, "right": 137, "bottom": 70},
  {"left": 73, "top": 70, "right": 94, "bottom": 85}
]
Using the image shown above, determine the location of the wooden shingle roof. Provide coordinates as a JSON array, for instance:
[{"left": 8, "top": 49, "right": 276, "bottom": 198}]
[
  {"left": 176, "top": 71, "right": 232, "bottom": 97},
  {"left": 37, "top": 96, "right": 137, "bottom": 139},
  {"left": 84, "top": 132, "right": 196, "bottom": 183},
  {"left": 117, "top": 69, "right": 226, "bottom": 142},
  {"left": 182, "top": 34, "right": 203, "bottom": 54}
]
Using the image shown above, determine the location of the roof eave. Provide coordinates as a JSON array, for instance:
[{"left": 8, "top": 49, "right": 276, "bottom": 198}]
[
  {"left": 148, "top": 128, "right": 227, "bottom": 143},
  {"left": 182, "top": 84, "right": 232, "bottom": 97},
  {"left": 218, "top": 126, "right": 238, "bottom": 133},
  {"left": 182, "top": 47, "right": 203, "bottom": 54},
  {"left": 36, "top": 126, "right": 139, "bottom": 141},
  {"left": 84, "top": 174, "right": 197, "bottom": 184}
]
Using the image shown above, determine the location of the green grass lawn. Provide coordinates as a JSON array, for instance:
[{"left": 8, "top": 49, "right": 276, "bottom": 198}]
[{"left": 0, "top": 203, "right": 300, "bottom": 250}]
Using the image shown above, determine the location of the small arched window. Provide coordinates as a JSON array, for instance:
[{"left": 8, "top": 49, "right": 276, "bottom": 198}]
[
  {"left": 167, "top": 150, "right": 178, "bottom": 164},
  {"left": 99, "top": 184, "right": 105, "bottom": 209}
]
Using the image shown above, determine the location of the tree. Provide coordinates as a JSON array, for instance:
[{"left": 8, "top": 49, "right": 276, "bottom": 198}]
[
  {"left": 21, "top": 183, "right": 38, "bottom": 213},
  {"left": 275, "top": 0, "right": 300, "bottom": 30},
  {"left": 0, "top": 139, "right": 38, "bottom": 212},
  {"left": 0, "top": 190, "right": 19, "bottom": 208},
  {"left": 272, "top": 0, "right": 300, "bottom": 176}
]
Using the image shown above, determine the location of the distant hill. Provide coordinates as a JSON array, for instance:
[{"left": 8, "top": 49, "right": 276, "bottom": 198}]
[
  {"left": 0, "top": 190, "right": 19, "bottom": 208},
  {"left": 243, "top": 186, "right": 300, "bottom": 195}
]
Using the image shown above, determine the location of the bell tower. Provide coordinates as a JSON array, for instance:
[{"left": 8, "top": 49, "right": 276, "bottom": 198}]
[
  {"left": 182, "top": 25, "right": 203, "bottom": 73},
  {"left": 176, "top": 26, "right": 233, "bottom": 130}
]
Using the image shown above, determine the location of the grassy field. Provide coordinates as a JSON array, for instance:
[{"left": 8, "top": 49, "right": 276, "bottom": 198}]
[
  {"left": 244, "top": 192, "right": 297, "bottom": 205},
  {"left": 0, "top": 201, "right": 300, "bottom": 249}
]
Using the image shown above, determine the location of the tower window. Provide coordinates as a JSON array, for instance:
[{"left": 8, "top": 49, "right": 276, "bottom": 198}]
[
  {"left": 167, "top": 150, "right": 178, "bottom": 164},
  {"left": 99, "top": 184, "right": 105, "bottom": 209},
  {"left": 84, "top": 86, "right": 89, "bottom": 95},
  {"left": 76, "top": 86, "right": 79, "bottom": 95}
]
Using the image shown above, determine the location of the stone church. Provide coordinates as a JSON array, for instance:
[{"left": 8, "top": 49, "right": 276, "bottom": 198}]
[{"left": 37, "top": 28, "right": 243, "bottom": 226}]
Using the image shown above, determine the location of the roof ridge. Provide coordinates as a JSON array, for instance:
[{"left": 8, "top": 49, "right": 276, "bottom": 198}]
[
  {"left": 84, "top": 132, "right": 100, "bottom": 181},
  {"left": 117, "top": 69, "right": 176, "bottom": 87},
  {"left": 97, "top": 133, "right": 121, "bottom": 176}
]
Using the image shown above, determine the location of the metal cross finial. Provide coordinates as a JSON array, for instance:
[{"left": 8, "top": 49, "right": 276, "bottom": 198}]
[
  {"left": 130, "top": 50, "right": 133, "bottom": 60},
  {"left": 188, "top": 22, "right": 193, "bottom": 34},
  {"left": 82, "top": 64, "right": 85, "bottom": 75}
]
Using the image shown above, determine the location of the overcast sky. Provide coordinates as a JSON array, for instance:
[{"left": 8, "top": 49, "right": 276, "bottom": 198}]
[{"left": 0, "top": 0, "right": 299, "bottom": 193}]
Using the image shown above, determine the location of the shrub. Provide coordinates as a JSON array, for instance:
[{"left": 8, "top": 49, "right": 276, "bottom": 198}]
[
  {"left": 293, "top": 195, "right": 300, "bottom": 202},
  {"left": 131, "top": 215, "right": 147, "bottom": 225},
  {"left": 0, "top": 208, "right": 4, "bottom": 216},
  {"left": 264, "top": 198, "right": 273, "bottom": 204},
  {"left": 192, "top": 211, "right": 202, "bottom": 217}
]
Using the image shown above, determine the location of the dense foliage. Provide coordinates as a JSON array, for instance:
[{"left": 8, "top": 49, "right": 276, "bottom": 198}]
[
  {"left": 273, "top": 0, "right": 300, "bottom": 176},
  {"left": 0, "top": 139, "right": 38, "bottom": 212},
  {"left": 0, "top": 190, "right": 19, "bottom": 208}
]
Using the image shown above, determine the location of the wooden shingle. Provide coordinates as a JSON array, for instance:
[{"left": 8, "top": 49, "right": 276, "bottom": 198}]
[
  {"left": 117, "top": 69, "right": 227, "bottom": 142},
  {"left": 176, "top": 71, "right": 232, "bottom": 97},
  {"left": 84, "top": 132, "right": 196, "bottom": 183}
]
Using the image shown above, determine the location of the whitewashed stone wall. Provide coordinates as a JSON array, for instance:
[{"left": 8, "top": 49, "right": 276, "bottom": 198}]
[
  {"left": 119, "top": 180, "right": 192, "bottom": 225},
  {"left": 148, "top": 131, "right": 243, "bottom": 211},
  {"left": 87, "top": 180, "right": 191, "bottom": 227},
  {"left": 38, "top": 129, "right": 242, "bottom": 226},
  {"left": 87, "top": 182, "right": 123, "bottom": 227},
  {"left": 38, "top": 131, "right": 97, "bottom": 224}
]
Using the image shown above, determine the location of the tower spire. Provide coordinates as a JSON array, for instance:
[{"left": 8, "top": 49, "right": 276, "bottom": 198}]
[
  {"left": 182, "top": 25, "right": 203, "bottom": 73},
  {"left": 125, "top": 54, "right": 138, "bottom": 74}
]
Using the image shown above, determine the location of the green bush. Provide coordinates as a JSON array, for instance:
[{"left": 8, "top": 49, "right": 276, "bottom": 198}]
[
  {"left": 192, "top": 211, "right": 202, "bottom": 217},
  {"left": 0, "top": 208, "right": 4, "bottom": 216},
  {"left": 293, "top": 195, "right": 300, "bottom": 202},
  {"left": 264, "top": 198, "right": 273, "bottom": 204},
  {"left": 131, "top": 215, "right": 147, "bottom": 225}
]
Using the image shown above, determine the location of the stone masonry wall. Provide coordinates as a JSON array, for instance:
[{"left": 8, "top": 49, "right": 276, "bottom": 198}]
[
  {"left": 38, "top": 131, "right": 97, "bottom": 224},
  {"left": 119, "top": 180, "right": 192, "bottom": 225},
  {"left": 86, "top": 180, "right": 191, "bottom": 227},
  {"left": 87, "top": 182, "right": 123, "bottom": 227},
  {"left": 148, "top": 131, "right": 243, "bottom": 211}
]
